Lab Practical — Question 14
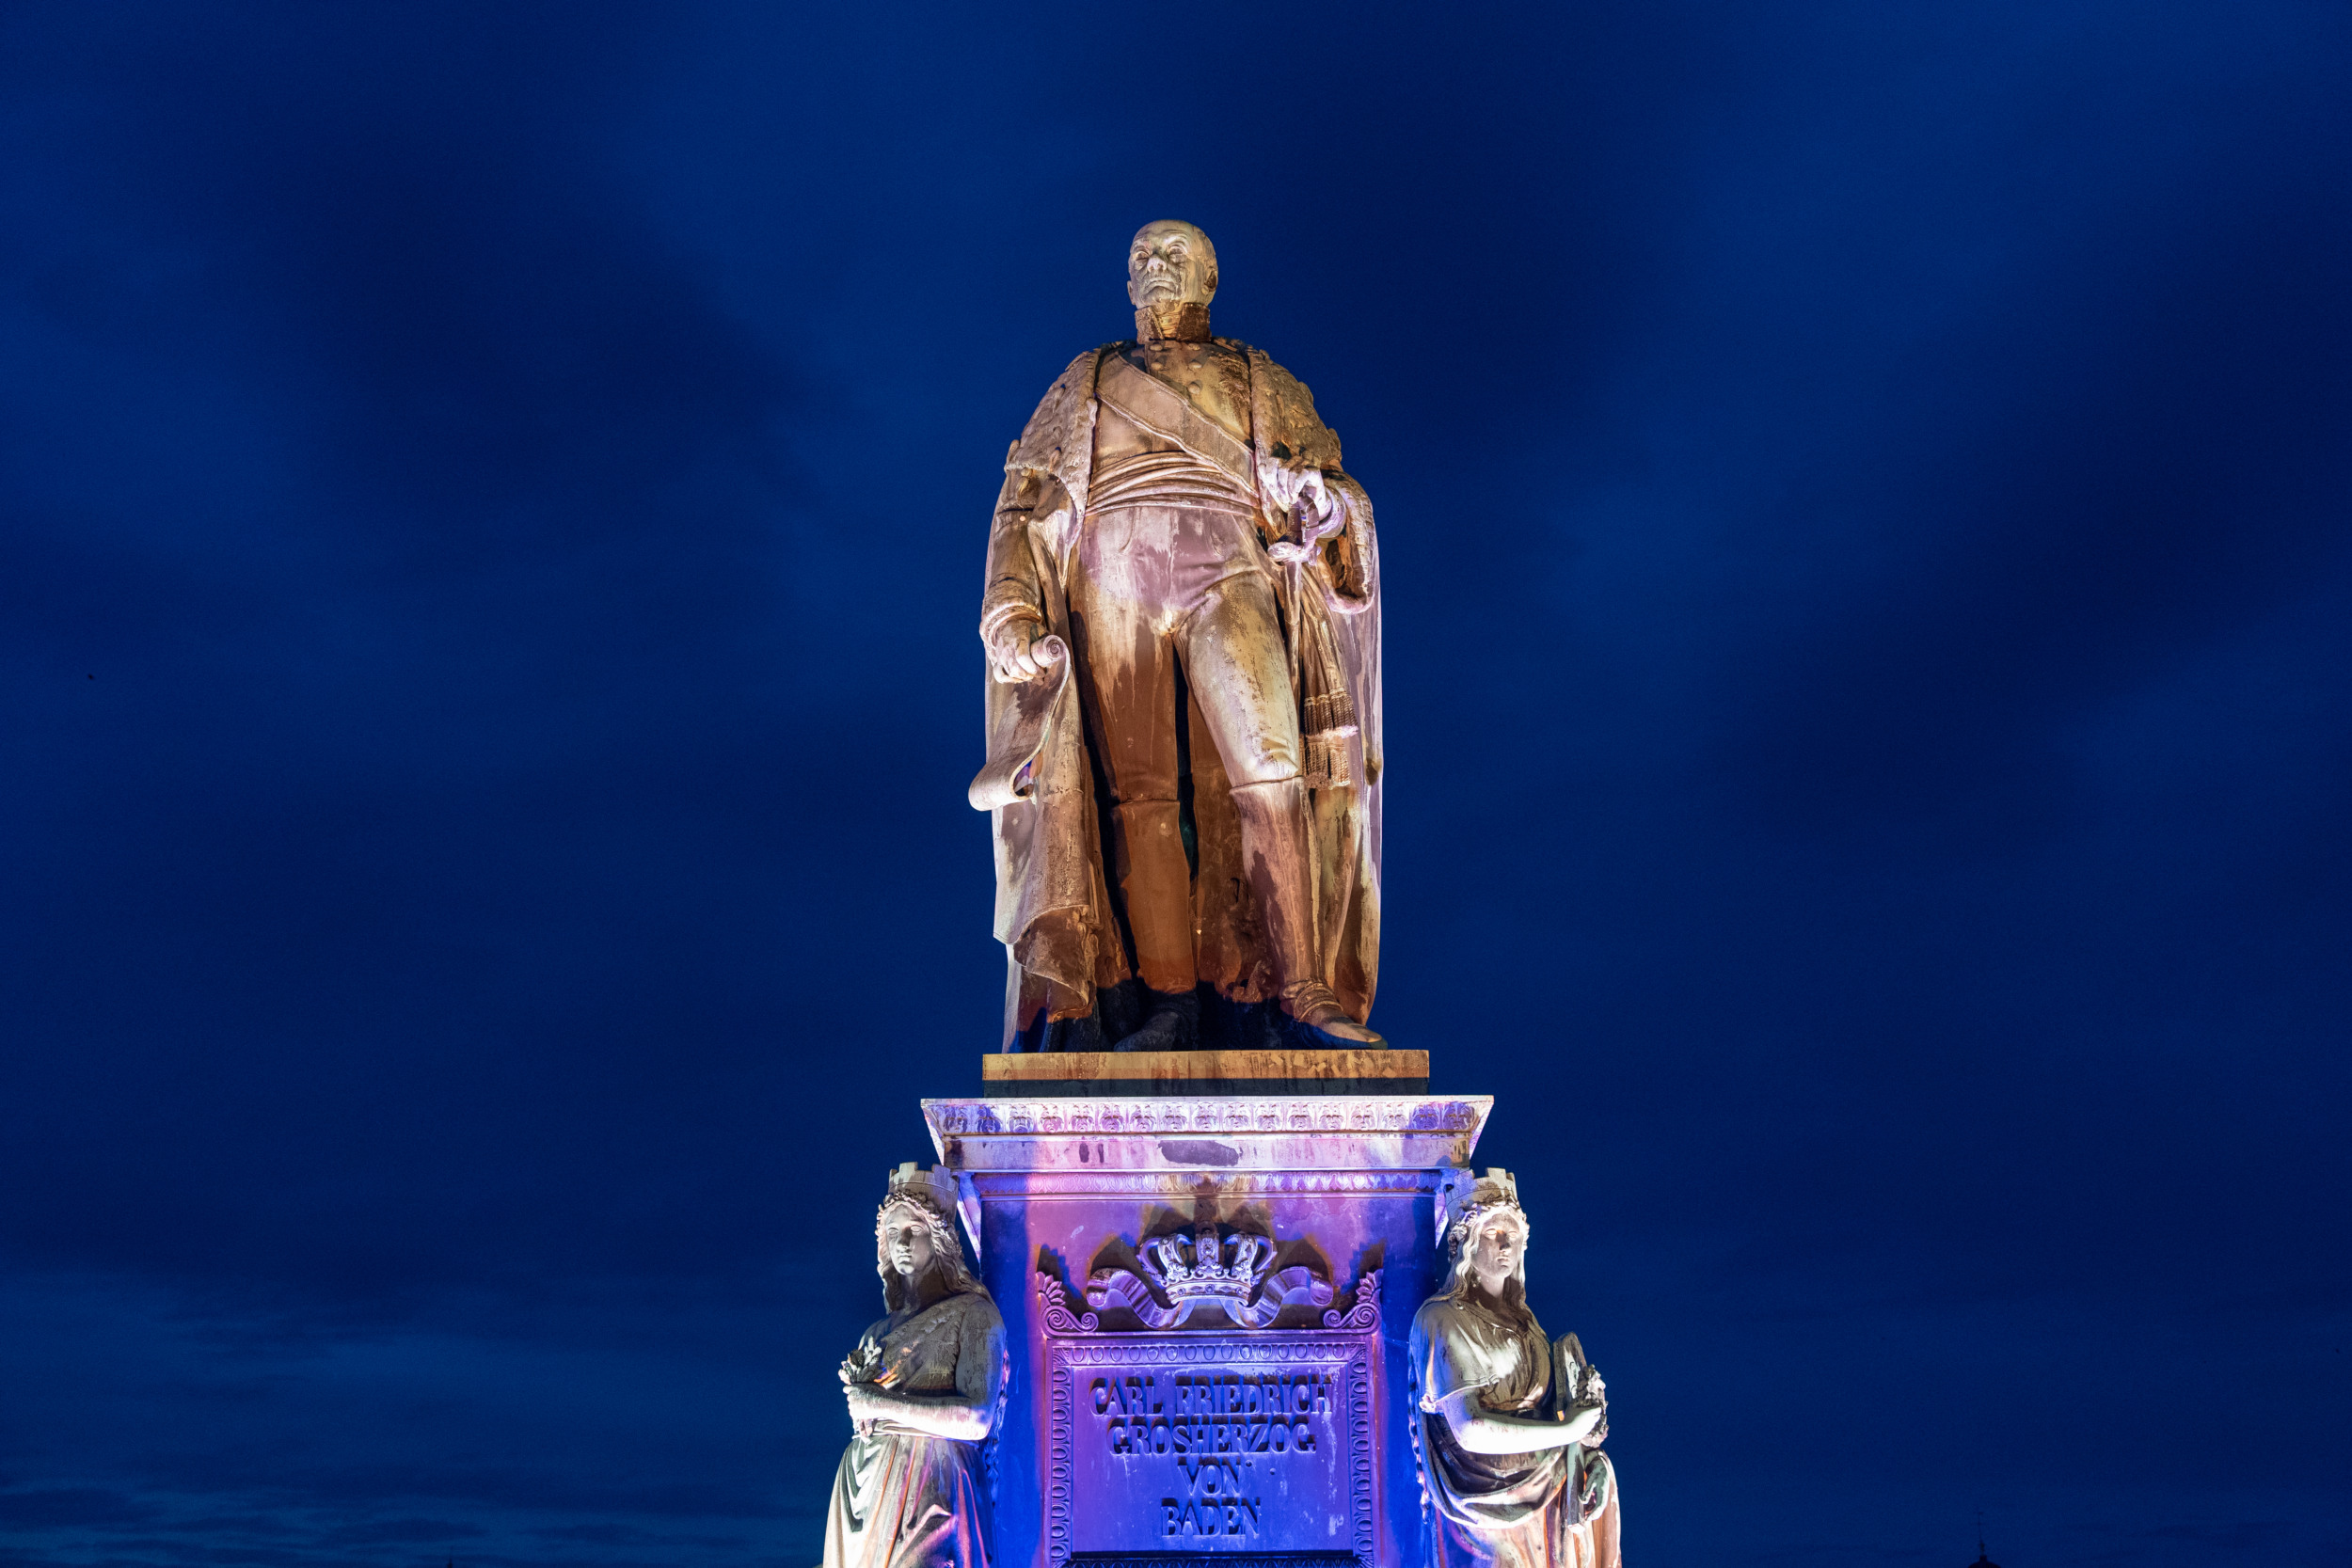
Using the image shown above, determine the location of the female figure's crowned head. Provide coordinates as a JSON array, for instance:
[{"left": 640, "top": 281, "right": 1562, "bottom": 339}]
[
  {"left": 1440, "top": 1171, "right": 1534, "bottom": 1325},
  {"left": 873, "top": 1169, "right": 983, "bottom": 1313}
]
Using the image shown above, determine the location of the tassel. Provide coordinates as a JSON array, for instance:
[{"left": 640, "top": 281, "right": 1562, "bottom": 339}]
[
  {"left": 1304, "top": 689, "right": 1358, "bottom": 736},
  {"left": 1295, "top": 603, "right": 1359, "bottom": 788}
]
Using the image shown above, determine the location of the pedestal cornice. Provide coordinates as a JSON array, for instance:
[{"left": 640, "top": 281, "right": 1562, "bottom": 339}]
[{"left": 922, "top": 1091, "right": 1492, "bottom": 1176}]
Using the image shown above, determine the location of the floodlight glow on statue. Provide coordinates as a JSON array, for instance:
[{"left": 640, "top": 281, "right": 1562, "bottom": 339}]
[{"left": 973, "top": 221, "right": 1386, "bottom": 1053}]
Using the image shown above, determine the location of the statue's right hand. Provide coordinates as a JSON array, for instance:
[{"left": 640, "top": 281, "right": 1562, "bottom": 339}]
[{"left": 987, "top": 614, "right": 1063, "bottom": 684}]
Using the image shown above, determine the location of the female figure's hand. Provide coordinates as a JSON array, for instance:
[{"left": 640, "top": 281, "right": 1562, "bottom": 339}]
[{"left": 843, "top": 1380, "right": 889, "bottom": 1434}]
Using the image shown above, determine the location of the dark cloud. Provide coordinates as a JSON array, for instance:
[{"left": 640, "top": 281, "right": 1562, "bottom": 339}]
[{"left": 0, "top": 1489, "right": 157, "bottom": 1529}]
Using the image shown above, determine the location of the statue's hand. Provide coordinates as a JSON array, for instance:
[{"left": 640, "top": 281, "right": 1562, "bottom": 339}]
[
  {"left": 986, "top": 613, "right": 1062, "bottom": 684},
  {"left": 1264, "top": 469, "right": 1338, "bottom": 564},
  {"left": 1264, "top": 465, "right": 1331, "bottom": 520},
  {"left": 843, "top": 1381, "right": 889, "bottom": 1424}
]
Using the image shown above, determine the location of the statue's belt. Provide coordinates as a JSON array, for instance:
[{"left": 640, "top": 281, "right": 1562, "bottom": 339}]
[{"left": 1093, "top": 355, "right": 1256, "bottom": 493}]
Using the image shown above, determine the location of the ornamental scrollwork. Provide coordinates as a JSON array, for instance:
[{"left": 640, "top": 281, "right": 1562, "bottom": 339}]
[
  {"left": 1037, "top": 1273, "right": 1100, "bottom": 1334},
  {"left": 1038, "top": 1218, "right": 1381, "bottom": 1336}
]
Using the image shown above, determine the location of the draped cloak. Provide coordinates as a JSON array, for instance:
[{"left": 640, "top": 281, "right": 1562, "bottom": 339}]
[{"left": 970, "top": 341, "right": 1383, "bottom": 1047}]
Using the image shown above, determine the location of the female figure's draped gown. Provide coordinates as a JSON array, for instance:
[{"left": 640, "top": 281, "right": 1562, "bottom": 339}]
[
  {"left": 1411, "top": 1296, "right": 1622, "bottom": 1568},
  {"left": 824, "top": 1289, "right": 1003, "bottom": 1568}
]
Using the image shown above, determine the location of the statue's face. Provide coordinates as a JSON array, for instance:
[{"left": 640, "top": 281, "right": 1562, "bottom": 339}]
[
  {"left": 1127, "top": 221, "right": 1217, "bottom": 309},
  {"left": 885, "top": 1213, "right": 936, "bottom": 1280},
  {"left": 1467, "top": 1211, "right": 1526, "bottom": 1297}
]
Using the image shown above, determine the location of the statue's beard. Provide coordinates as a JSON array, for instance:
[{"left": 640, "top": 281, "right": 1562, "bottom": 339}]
[{"left": 1136, "top": 299, "right": 1211, "bottom": 341}]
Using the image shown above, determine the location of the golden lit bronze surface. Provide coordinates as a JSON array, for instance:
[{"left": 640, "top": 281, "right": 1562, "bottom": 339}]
[
  {"left": 980, "top": 1049, "right": 1426, "bottom": 1098},
  {"left": 976, "top": 221, "right": 1387, "bottom": 1053}
]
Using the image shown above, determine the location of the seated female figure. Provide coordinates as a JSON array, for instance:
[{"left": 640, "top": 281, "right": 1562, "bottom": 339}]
[{"left": 1409, "top": 1173, "right": 1621, "bottom": 1568}]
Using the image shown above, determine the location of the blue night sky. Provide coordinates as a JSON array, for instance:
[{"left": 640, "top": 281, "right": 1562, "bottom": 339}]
[{"left": 3, "top": 4, "right": 2348, "bottom": 1565}]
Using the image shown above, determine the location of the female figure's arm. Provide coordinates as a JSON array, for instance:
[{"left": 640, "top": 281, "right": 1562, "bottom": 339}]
[
  {"left": 1417, "top": 1305, "right": 1603, "bottom": 1458},
  {"left": 842, "top": 1299, "right": 1004, "bottom": 1442},
  {"left": 1437, "top": 1386, "right": 1605, "bottom": 1456}
]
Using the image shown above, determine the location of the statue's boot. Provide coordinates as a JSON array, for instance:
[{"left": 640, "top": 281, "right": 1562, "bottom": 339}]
[
  {"left": 1229, "top": 778, "right": 1388, "bottom": 1049},
  {"left": 1279, "top": 978, "right": 1383, "bottom": 1048},
  {"left": 1110, "top": 987, "right": 1200, "bottom": 1053}
]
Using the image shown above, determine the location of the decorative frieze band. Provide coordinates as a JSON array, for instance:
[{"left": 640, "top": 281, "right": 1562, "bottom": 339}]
[
  {"left": 923, "top": 1094, "right": 1493, "bottom": 1175},
  {"left": 925, "top": 1095, "right": 1488, "bottom": 1138}
]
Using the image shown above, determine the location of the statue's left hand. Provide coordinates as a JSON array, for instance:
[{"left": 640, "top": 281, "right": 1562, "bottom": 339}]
[
  {"left": 1265, "top": 465, "right": 1331, "bottom": 521},
  {"left": 1265, "top": 468, "right": 1339, "bottom": 563}
]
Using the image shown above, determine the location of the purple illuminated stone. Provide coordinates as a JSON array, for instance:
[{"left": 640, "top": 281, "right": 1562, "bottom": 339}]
[{"left": 921, "top": 1091, "right": 1493, "bottom": 1568}]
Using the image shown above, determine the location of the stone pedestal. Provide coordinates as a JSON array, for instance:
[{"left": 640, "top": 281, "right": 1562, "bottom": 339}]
[{"left": 923, "top": 1053, "right": 1492, "bottom": 1568}]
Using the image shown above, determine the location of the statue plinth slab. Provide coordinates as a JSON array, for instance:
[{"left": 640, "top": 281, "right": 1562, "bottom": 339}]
[
  {"left": 925, "top": 1085, "right": 1491, "bottom": 1568},
  {"left": 981, "top": 1049, "right": 1428, "bottom": 1099}
]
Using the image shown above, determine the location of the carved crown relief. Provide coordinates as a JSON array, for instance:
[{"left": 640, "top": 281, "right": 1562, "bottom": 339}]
[
  {"left": 1037, "top": 1212, "right": 1381, "bottom": 1335},
  {"left": 1089, "top": 1219, "right": 1331, "bottom": 1329}
]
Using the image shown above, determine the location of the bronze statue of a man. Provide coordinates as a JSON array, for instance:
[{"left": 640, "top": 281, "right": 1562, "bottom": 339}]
[{"left": 972, "top": 221, "right": 1385, "bottom": 1053}]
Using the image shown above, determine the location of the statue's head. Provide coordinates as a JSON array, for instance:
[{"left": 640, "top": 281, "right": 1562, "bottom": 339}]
[
  {"left": 882, "top": 1203, "right": 937, "bottom": 1279},
  {"left": 1126, "top": 220, "right": 1218, "bottom": 309},
  {"left": 1464, "top": 1205, "right": 1528, "bottom": 1299},
  {"left": 874, "top": 1163, "right": 985, "bottom": 1311},
  {"left": 1441, "top": 1170, "right": 1533, "bottom": 1316}
]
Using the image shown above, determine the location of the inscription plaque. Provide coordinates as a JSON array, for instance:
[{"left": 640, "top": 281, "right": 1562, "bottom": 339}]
[{"left": 1040, "top": 1277, "right": 1380, "bottom": 1568}]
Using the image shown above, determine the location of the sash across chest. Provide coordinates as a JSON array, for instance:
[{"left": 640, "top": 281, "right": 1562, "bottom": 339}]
[{"left": 1095, "top": 355, "right": 1257, "bottom": 491}]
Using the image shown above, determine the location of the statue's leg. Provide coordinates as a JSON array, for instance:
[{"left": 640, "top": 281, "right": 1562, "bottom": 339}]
[
  {"left": 1184, "top": 574, "right": 1384, "bottom": 1048},
  {"left": 1067, "top": 548, "right": 1197, "bottom": 1007}
]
